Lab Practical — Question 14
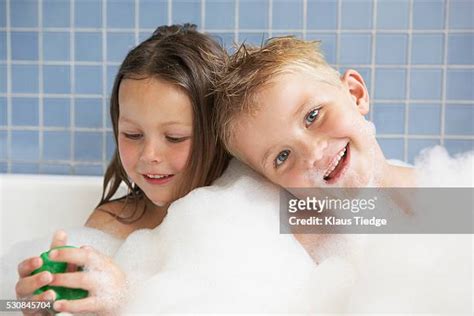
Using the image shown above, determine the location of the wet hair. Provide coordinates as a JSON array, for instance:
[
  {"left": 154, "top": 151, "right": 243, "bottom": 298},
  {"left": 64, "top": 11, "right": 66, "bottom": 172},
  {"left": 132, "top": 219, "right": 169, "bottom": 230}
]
[
  {"left": 97, "top": 24, "right": 230, "bottom": 223},
  {"left": 215, "top": 36, "right": 340, "bottom": 157}
]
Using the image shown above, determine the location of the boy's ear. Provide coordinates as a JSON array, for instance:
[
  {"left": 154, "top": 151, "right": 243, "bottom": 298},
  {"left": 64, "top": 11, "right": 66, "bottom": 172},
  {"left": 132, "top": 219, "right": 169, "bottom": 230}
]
[{"left": 340, "top": 69, "right": 370, "bottom": 115}]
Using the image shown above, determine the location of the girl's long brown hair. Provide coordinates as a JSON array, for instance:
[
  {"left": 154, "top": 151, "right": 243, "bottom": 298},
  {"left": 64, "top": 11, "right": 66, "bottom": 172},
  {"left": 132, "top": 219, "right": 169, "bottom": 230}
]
[{"left": 97, "top": 24, "right": 230, "bottom": 223}]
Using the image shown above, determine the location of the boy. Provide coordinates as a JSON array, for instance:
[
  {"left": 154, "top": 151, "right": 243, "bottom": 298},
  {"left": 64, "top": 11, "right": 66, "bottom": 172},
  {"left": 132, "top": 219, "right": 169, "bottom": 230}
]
[{"left": 215, "top": 37, "right": 415, "bottom": 189}]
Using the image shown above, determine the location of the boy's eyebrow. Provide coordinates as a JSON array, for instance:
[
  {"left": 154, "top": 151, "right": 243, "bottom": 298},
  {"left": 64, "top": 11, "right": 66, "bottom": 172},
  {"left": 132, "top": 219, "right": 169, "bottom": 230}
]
[{"left": 293, "top": 97, "right": 318, "bottom": 119}]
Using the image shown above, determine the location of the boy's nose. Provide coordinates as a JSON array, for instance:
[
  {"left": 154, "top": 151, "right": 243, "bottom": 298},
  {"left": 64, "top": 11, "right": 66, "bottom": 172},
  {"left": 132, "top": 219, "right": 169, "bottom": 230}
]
[
  {"left": 302, "top": 138, "right": 328, "bottom": 168},
  {"left": 140, "top": 140, "right": 163, "bottom": 164}
]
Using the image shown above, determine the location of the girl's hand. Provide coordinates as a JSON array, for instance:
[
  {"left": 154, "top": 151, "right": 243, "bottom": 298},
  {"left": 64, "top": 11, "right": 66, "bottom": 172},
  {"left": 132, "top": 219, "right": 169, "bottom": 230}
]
[
  {"left": 15, "top": 230, "right": 68, "bottom": 314},
  {"left": 47, "top": 246, "right": 127, "bottom": 315}
]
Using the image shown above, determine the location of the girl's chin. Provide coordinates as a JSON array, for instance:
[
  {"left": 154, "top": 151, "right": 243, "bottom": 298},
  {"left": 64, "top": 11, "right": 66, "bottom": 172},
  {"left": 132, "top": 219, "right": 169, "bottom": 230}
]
[{"left": 151, "top": 199, "right": 167, "bottom": 207}]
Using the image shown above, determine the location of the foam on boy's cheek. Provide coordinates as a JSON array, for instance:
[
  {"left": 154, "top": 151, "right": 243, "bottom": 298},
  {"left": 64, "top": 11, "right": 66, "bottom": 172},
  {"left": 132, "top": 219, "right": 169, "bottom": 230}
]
[{"left": 304, "top": 168, "right": 327, "bottom": 187}]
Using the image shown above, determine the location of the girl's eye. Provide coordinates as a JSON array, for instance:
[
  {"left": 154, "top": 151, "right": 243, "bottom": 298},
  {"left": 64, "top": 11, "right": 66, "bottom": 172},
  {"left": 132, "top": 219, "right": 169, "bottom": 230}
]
[
  {"left": 123, "top": 133, "right": 143, "bottom": 140},
  {"left": 166, "top": 136, "right": 189, "bottom": 143},
  {"left": 274, "top": 150, "right": 290, "bottom": 168},
  {"left": 305, "top": 108, "right": 320, "bottom": 126}
]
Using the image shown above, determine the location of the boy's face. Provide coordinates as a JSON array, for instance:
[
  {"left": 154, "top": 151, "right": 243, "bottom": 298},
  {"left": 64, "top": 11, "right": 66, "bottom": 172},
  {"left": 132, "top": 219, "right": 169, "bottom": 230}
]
[{"left": 230, "top": 69, "right": 382, "bottom": 188}]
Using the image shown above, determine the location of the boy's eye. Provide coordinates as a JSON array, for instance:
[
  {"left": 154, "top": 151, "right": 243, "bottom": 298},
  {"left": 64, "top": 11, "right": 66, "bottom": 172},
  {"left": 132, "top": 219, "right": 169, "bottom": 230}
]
[
  {"left": 274, "top": 150, "right": 290, "bottom": 168},
  {"left": 305, "top": 108, "right": 320, "bottom": 126},
  {"left": 123, "top": 133, "right": 143, "bottom": 140},
  {"left": 166, "top": 136, "right": 189, "bottom": 143}
]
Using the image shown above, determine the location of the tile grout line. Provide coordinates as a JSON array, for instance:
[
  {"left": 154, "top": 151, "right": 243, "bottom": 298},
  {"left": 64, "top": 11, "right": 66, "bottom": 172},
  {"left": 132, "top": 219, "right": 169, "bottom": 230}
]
[
  {"left": 302, "top": 0, "right": 307, "bottom": 40},
  {"left": 101, "top": 0, "right": 108, "bottom": 173},
  {"left": 268, "top": 0, "right": 272, "bottom": 38},
  {"left": 335, "top": 0, "right": 341, "bottom": 73},
  {"left": 201, "top": 0, "right": 205, "bottom": 31},
  {"left": 440, "top": 0, "right": 450, "bottom": 146},
  {"left": 403, "top": 0, "right": 414, "bottom": 162},
  {"left": 168, "top": 0, "right": 172, "bottom": 25},
  {"left": 234, "top": 0, "right": 239, "bottom": 43},
  {"left": 6, "top": 0, "right": 11, "bottom": 172},
  {"left": 3, "top": 26, "right": 474, "bottom": 34},
  {"left": 369, "top": 0, "right": 377, "bottom": 123},
  {"left": 70, "top": 0, "right": 75, "bottom": 173},
  {"left": 38, "top": 0, "right": 44, "bottom": 172}
]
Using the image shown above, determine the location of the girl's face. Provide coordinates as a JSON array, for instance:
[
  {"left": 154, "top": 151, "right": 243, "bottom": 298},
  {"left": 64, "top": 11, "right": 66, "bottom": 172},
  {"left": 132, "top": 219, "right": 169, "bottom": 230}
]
[{"left": 118, "top": 77, "right": 193, "bottom": 206}]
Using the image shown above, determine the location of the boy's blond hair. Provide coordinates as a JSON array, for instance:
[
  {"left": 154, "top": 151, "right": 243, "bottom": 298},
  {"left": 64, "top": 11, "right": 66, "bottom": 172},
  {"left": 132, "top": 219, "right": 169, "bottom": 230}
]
[{"left": 215, "top": 36, "right": 341, "bottom": 156}]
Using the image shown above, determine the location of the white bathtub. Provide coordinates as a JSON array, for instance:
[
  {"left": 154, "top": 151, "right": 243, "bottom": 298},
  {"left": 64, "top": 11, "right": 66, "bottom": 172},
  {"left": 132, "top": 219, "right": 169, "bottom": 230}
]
[{"left": 0, "top": 174, "right": 107, "bottom": 256}]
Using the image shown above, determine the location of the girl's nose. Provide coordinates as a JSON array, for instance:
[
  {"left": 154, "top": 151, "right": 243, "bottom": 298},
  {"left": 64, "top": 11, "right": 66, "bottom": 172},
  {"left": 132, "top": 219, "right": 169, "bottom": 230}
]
[{"left": 140, "top": 140, "right": 163, "bottom": 164}]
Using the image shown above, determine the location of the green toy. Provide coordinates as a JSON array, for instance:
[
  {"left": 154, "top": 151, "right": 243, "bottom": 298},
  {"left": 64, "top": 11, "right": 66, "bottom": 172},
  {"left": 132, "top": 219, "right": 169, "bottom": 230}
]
[{"left": 31, "top": 246, "right": 88, "bottom": 301}]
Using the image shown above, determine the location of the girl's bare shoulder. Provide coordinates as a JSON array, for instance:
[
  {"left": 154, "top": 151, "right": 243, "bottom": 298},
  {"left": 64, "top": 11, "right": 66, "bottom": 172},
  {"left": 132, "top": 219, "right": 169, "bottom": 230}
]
[{"left": 85, "top": 199, "right": 141, "bottom": 239}]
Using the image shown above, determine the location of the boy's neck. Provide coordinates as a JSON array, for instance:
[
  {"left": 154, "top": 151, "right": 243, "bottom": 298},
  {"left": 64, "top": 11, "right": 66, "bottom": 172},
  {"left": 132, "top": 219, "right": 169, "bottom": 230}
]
[{"left": 379, "top": 162, "right": 417, "bottom": 188}]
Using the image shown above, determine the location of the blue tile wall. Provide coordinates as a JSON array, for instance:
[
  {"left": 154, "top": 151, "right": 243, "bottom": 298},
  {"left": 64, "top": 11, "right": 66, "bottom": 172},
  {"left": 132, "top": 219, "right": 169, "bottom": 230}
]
[
  {"left": 205, "top": 0, "right": 235, "bottom": 30},
  {"left": 1, "top": 0, "right": 472, "bottom": 175},
  {"left": 376, "top": 0, "right": 409, "bottom": 29},
  {"left": 12, "top": 32, "right": 38, "bottom": 60},
  {"left": 0, "top": 0, "right": 6, "bottom": 27},
  {"left": 0, "top": 130, "right": 7, "bottom": 160},
  {"left": 107, "top": 32, "right": 135, "bottom": 62},
  {"left": 0, "top": 97, "right": 6, "bottom": 126},
  {"left": 410, "top": 69, "right": 443, "bottom": 100},
  {"left": 11, "top": 97, "right": 38, "bottom": 126},
  {"left": 375, "top": 34, "right": 408, "bottom": 65},
  {"left": 43, "top": 32, "right": 70, "bottom": 61},
  {"left": 43, "top": 65, "right": 71, "bottom": 94},
  {"left": 12, "top": 65, "right": 39, "bottom": 93},
  {"left": 449, "top": 0, "right": 473, "bottom": 29},
  {"left": 341, "top": 0, "right": 373, "bottom": 29},
  {"left": 377, "top": 138, "right": 405, "bottom": 161},
  {"left": 75, "top": 66, "right": 103, "bottom": 95},
  {"left": 445, "top": 104, "right": 474, "bottom": 135},
  {"left": 374, "top": 69, "right": 406, "bottom": 100},
  {"left": 0, "top": 65, "right": 6, "bottom": 93},
  {"left": 408, "top": 104, "right": 441, "bottom": 135},
  {"left": 75, "top": 1, "right": 102, "bottom": 28},
  {"left": 43, "top": 98, "right": 70, "bottom": 127},
  {"left": 412, "top": 0, "right": 444, "bottom": 30},
  {"left": 446, "top": 70, "right": 473, "bottom": 100},
  {"left": 373, "top": 104, "right": 405, "bottom": 134},
  {"left": 339, "top": 33, "right": 372, "bottom": 65},
  {"left": 448, "top": 33, "right": 474, "bottom": 65},
  {"left": 140, "top": 0, "right": 168, "bottom": 28},
  {"left": 107, "top": 1, "right": 135, "bottom": 28},
  {"left": 411, "top": 34, "right": 444, "bottom": 65},
  {"left": 74, "top": 132, "right": 102, "bottom": 161},
  {"left": 75, "top": 98, "right": 102, "bottom": 128},
  {"left": 239, "top": 0, "right": 268, "bottom": 29},
  {"left": 43, "top": 0, "right": 70, "bottom": 28},
  {"left": 11, "top": 0, "right": 38, "bottom": 27},
  {"left": 0, "top": 32, "right": 6, "bottom": 60},
  {"left": 307, "top": 0, "right": 337, "bottom": 30},
  {"left": 43, "top": 131, "right": 70, "bottom": 161},
  {"left": 11, "top": 131, "right": 39, "bottom": 161},
  {"left": 172, "top": 0, "right": 201, "bottom": 26},
  {"left": 75, "top": 32, "right": 102, "bottom": 62},
  {"left": 272, "top": 0, "right": 303, "bottom": 30}
]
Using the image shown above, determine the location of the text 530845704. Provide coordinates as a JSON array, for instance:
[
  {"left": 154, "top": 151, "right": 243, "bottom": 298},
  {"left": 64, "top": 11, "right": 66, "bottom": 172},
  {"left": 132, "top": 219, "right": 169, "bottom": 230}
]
[{"left": 0, "top": 300, "right": 52, "bottom": 312}]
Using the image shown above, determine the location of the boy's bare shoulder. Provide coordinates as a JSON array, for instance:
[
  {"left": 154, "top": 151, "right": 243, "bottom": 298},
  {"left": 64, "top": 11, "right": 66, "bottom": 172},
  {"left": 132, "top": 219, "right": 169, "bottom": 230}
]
[{"left": 85, "top": 200, "right": 136, "bottom": 239}]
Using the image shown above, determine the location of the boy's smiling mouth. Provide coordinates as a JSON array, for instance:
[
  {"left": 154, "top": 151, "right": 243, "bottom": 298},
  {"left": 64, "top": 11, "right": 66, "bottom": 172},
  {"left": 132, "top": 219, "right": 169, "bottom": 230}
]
[{"left": 323, "top": 143, "right": 350, "bottom": 184}]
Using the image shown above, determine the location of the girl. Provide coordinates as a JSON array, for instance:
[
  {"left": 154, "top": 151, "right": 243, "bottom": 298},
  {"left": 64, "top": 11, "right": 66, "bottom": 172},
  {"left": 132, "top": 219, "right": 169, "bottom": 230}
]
[{"left": 14, "top": 24, "right": 230, "bottom": 314}]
